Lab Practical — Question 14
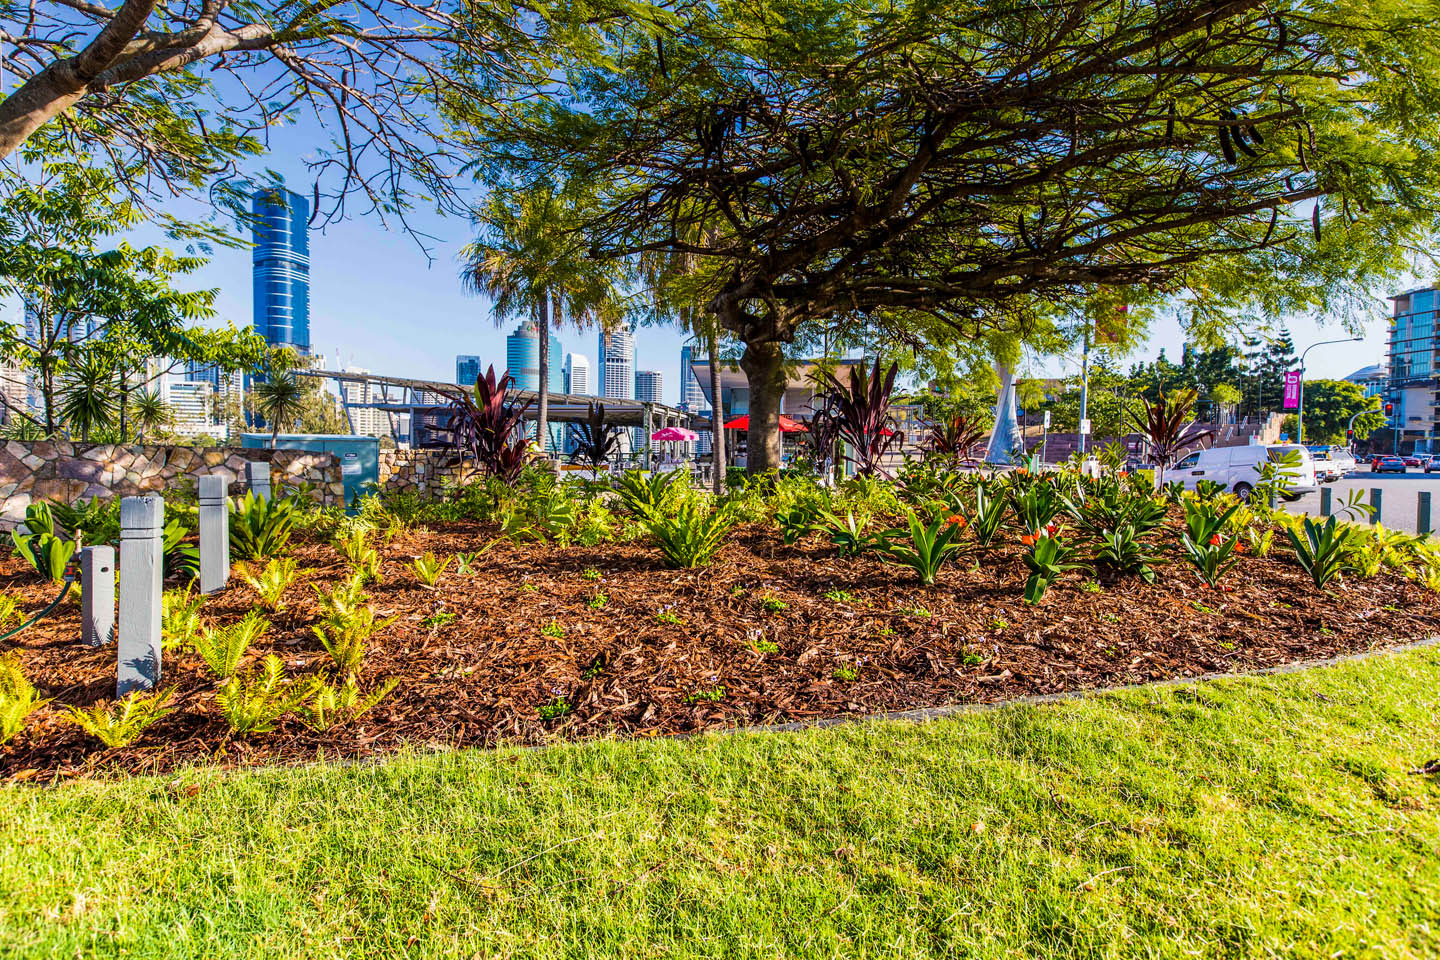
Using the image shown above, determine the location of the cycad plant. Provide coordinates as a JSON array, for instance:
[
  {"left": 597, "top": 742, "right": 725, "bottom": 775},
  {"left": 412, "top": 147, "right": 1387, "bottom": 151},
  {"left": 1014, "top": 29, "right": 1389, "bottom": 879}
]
[
  {"left": 411, "top": 551, "right": 452, "bottom": 588},
  {"left": 62, "top": 688, "right": 175, "bottom": 748},
  {"left": 236, "top": 557, "right": 299, "bottom": 611},
  {"left": 312, "top": 575, "right": 395, "bottom": 675},
  {"left": 295, "top": 676, "right": 399, "bottom": 732},
  {"left": 1, "top": 653, "right": 49, "bottom": 745},
  {"left": 160, "top": 585, "right": 206, "bottom": 650},
  {"left": 216, "top": 655, "right": 306, "bottom": 735},
  {"left": 191, "top": 610, "right": 270, "bottom": 679}
]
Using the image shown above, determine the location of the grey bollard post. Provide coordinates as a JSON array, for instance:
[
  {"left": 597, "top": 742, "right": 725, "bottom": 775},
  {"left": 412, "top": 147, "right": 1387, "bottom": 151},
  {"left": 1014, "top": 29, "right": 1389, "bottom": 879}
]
[
  {"left": 245, "top": 460, "right": 271, "bottom": 501},
  {"left": 1370, "top": 487, "right": 1383, "bottom": 525},
  {"left": 1420, "top": 491, "right": 1433, "bottom": 537},
  {"left": 117, "top": 496, "right": 164, "bottom": 697},
  {"left": 197, "top": 475, "right": 230, "bottom": 594},
  {"left": 1320, "top": 486, "right": 1332, "bottom": 517},
  {"left": 80, "top": 545, "right": 115, "bottom": 648}
]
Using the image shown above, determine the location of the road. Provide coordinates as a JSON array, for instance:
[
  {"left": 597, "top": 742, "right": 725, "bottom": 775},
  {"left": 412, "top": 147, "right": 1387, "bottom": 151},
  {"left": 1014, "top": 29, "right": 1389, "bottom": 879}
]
[{"left": 1281, "top": 469, "right": 1440, "bottom": 533}]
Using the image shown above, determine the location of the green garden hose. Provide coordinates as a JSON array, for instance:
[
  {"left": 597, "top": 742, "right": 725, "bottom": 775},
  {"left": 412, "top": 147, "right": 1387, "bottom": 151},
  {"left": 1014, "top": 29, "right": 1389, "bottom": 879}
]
[{"left": 0, "top": 562, "right": 77, "bottom": 643}]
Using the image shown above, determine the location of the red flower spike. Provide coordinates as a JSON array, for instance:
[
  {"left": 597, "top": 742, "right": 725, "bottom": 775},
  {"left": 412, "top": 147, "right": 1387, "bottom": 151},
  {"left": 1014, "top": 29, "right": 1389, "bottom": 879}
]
[{"left": 1209, "top": 534, "right": 1222, "bottom": 546}]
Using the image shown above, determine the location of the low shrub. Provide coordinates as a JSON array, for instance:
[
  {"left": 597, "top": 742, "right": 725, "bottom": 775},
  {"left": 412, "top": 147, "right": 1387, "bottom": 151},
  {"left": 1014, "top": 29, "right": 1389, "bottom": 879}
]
[
  {"left": 1178, "top": 500, "right": 1243, "bottom": 589},
  {"left": 1022, "top": 535, "right": 1087, "bottom": 604},
  {"left": 618, "top": 469, "right": 683, "bottom": 520},
  {"left": 160, "top": 585, "right": 206, "bottom": 651},
  {"left": 192, "top": 610, "right": 270, "bottom": 679},
  {"left": 1287, "top": 516, "right": 1357, "bottom": 588},
  {"left": 815, "top": 510, "right": 875, "bottom": 558},
  {"left": 411, "top": 551, "right": 452, "bottom": 588},
  {"left": 295, "top": 676, "right": 398, "bottom": 732}
]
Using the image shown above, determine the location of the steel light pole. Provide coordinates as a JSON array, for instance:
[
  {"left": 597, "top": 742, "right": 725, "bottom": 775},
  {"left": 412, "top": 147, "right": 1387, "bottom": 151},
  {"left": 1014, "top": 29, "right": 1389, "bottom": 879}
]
[{"left": 1297, "top": 336, "right": 1363, "bottom": 444}]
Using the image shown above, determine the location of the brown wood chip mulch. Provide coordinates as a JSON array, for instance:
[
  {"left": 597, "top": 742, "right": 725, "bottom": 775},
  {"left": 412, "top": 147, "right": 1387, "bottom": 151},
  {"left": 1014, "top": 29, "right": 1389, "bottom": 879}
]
[{"left": 2, "top": 520, "right": 1436, "bottom": 780}]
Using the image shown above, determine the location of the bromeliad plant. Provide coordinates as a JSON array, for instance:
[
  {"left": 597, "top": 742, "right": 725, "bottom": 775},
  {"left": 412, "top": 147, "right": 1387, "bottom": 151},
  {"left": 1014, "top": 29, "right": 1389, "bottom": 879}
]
[
  {"left": 873, "top": 510, "right": 967, "bottom": 586},
  {"left": 229, "top": 491, "right": 298, "bottom": 561},
  {"left": 1287, "top": 516, "right": 1357, "bottom": 588},
  {"left": 1022, "top": 534, "right": 1088, "bottom": 604},
  {"left": 1178, "top": 499, "right": 1243, "bottom": 588}
]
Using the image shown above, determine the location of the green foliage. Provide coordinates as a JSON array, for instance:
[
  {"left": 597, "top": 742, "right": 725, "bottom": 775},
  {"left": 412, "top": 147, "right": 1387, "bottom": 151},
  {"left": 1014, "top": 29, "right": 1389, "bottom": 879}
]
[
  {"left": 0, "top": 653, "right": 49, "bottom": 745},
  {"left": 312, "top": 576, "right": 395, "bottom": 676},
  {"left": 815, "top": 510, "right": 876, "bottom": 558},
  {"left": 47, "top": 497, "right": 120, "bottom": 545},
  {"left": 160, "top": 585, "right": 206, "bottom": 651},
  {"left": 191, "top": 610, "right": 269, "bottom": 679},
  {"left": 1022, "top": 535, "right": 1087, "bottom": 604},
  {"left": 961, "top": 480, "right": 1009, "bottom": 549},
  {"left": 1178, "top": 500, "right": 1243, "bottom": 589},
  {"left": 617, "top": 469, "right": 683, "bottom": 520},
  {"left": 537, "top": 696, "right": 572, "bottom": 721},
  {"left": 1062, "top": 482, "right": 1167, "bottom": 540},
  {"left": 454, "top": 552, "right": 478, "bottom": 576},
  {"left": 62, "top": 688, "right": 175, "bottom": 748},
  {"left": 295, "top": 676, "right": 398, "bottom": 733},
  {"left": 410, "top": 551, "right": 452, "bottom": 588},
  {"left": 1286, "top": 516, "right": 1357, "bottom": 588},
  {"left": 0, "top": 593, "right": 23, "bottom": 629},
  {"left": 643, "top": 500, "right": 738, "bottom": 569},
  {"left": 215, "top": 656, "right": 307, "bottom": 736},
  {"left": 873, "top": 511, "right": 968, "bottom": 586},
  {"left": 1011, "top": 483, "right": 1064, "bottom": 536},
  {"left": 229, "top": 491, "right": 297, "bottom": 561},
  {"left": 1280, "top": 380, "right": 1385, "bottom": 443},
  {"left": 775, "top": 504, "right": 818, "bottom": 545},
  {"left": 236, "top": 557, "right": 299, "bottom": 612},
  {"left": 335, "top": 529, "right": 383, "bottom": 584},
  {"left": 1092, "top": 525, "right": 1159, "bottom": 584},
  {"left": 10, "top": 502, "right": 76, "bottom": 582}
]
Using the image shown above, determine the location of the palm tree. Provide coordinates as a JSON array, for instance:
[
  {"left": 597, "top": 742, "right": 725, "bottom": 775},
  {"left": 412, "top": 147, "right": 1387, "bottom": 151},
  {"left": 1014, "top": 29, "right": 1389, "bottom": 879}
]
[
  {"left": 461, "top": 186, "right": 627, "bottom": 461},
  {"left": 59, "top": 351, "right": 118, "bottom": 441},
  {"left": 252, "top": 348, "right": 305, "bottom": 445},
  {"left": 129, "top": 389, "right": 173, "bottom": 442}
]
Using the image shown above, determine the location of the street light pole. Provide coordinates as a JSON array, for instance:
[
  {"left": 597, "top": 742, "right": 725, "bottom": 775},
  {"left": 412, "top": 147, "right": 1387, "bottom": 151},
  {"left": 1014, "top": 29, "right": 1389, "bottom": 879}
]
[{"left": 1297, "top": 336, "right": 1363, "bottom": 444}]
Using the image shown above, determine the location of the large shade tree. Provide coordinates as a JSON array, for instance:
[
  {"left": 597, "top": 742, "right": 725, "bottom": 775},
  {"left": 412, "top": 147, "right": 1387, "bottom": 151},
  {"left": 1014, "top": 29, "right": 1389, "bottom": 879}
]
[{"left": 477, "top": 0, "right": 1440, "bottom": 473}]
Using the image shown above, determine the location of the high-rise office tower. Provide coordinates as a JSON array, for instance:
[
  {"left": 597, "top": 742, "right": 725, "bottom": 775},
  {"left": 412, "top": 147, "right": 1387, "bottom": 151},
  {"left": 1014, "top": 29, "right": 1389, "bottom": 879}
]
[
  {"left": 679, "top": 345, "right": 707, "bottom": 412},
  {"left": 635, "top": 370, "right": 663, "bottom": 403},
  {"left": 1387, "top": 286, "right": 1440, "bottom": 451},
  {"left": 597, "top": 325, "right": 636, "bottom": 400},
  {"left": 456, "top": 355, "right": 482, "bottom": 387},
  {"left": 506, "top": 321, "right": 564, "bottom": 392},
  {"left": 251, "top": 187, "right": 311, "bottom": 355},
  {"left": 566, "top": 353, "right": 590, "bottom": 395}
]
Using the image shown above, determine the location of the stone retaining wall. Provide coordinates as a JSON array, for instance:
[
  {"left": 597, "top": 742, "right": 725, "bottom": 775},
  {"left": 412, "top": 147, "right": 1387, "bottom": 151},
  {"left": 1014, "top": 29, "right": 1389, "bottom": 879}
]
[
  {"left": 0, "top": 442, "right": 343, "bottom": 528},
  {"left": 377, "top": 449, "right": 467, "bottom": 500}
]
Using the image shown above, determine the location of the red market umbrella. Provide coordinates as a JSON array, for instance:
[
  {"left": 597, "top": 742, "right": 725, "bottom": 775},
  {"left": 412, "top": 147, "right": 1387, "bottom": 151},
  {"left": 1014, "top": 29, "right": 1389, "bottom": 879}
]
[{"left": 723, "top": 415, "right": 810, "bottom": 433}]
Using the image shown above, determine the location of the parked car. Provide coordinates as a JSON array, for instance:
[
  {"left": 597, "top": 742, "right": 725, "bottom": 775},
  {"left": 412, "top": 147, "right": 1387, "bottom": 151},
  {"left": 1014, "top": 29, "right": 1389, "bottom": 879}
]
[
  {"left": 1306, "top": 444, "right": 1342, "bottom": 482},
  {"left": 1372, "top": 456, "right": 1408, "bottom": 473},
  {"left": 1403, "top": 455, "right": 1424, "bottom": 467},
  {"left": 1329, "top": 446, "right": 1358, "bottom": 475},
  {"left": 1171, "top": 444, "right": 1319, "bottom": 501}
]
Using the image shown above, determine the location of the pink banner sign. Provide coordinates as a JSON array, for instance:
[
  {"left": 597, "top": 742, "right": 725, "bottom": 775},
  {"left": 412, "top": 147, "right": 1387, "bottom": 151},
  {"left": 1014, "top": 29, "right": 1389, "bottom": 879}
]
[{"left": 1283, "top": 370, "right": 1302, "bottom": 410}]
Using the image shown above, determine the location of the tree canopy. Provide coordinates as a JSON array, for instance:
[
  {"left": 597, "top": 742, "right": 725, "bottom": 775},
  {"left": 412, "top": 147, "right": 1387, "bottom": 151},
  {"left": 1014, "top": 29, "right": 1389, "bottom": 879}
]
[{"left": 481, "top": 0, "right": 1440, "bottom": 471}]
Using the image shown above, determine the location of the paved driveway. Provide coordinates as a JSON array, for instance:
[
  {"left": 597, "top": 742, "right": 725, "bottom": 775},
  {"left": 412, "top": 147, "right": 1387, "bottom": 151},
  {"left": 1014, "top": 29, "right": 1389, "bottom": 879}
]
[{"left": 1281, "top": 469, "right": 1440, "bottom": 533}]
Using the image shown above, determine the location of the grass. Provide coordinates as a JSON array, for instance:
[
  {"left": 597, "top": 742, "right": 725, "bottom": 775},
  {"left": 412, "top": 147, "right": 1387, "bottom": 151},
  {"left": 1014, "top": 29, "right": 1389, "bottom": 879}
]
[{"left": 3, "top": 648, "right": 1440, "bottom": 958}]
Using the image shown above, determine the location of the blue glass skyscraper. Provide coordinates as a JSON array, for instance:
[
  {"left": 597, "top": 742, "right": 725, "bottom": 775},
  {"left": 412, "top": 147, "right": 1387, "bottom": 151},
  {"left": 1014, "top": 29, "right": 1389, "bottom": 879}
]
[
  {"left": 251, "top": 187, "right": 311, "bottom": 355},
  {"left": 505, "top": 321, "right": 564, "bottom": 391}
]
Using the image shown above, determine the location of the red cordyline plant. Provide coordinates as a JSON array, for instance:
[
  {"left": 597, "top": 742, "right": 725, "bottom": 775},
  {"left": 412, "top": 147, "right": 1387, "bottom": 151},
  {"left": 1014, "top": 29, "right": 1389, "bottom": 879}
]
[
  {"left": 924, "top": 412, "right": 987, "bottom": 463},
  {"left": 444, "top": 365, "right": 533, "bottom": 482},
  {"left": 816, "top": 359, "right": 903, "bottom": 477},
  {"left": 1127, "top": 387, "right": 1215, "bottom": 484}
]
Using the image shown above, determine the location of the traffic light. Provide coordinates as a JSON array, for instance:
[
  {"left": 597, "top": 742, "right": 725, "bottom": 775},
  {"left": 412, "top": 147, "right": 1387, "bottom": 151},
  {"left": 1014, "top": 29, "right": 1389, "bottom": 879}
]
[
  {"left": 1346, "top": 428, "right": 1354, "bottom": 442},
  {"left": 1384, "top": 401, "right": 1394, "bottom": 418}
]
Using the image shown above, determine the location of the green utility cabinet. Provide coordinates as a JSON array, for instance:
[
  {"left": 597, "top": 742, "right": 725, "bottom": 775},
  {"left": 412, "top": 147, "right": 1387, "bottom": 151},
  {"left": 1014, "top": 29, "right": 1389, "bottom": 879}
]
[{"left": 239, "top": 434, "right": 380, "bottom": 509}]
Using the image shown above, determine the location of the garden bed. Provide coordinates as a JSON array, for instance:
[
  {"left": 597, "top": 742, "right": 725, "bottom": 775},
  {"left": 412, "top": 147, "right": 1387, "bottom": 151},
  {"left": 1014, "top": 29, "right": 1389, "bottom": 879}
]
[{"left": 2, "top": 520, "right": 1436, "bottom": 779}]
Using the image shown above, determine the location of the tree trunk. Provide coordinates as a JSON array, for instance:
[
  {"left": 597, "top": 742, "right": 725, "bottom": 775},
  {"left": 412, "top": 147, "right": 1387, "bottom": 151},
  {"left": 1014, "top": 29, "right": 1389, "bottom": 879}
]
[
  {"left": 708, "top": 331, "right": 725, "bottom": 494},
  {"left": 739, "top": 340, "right": 787, "bottom": 475},
  {"left": 537, "top": 298, "right": 550, "bottom": 458}
]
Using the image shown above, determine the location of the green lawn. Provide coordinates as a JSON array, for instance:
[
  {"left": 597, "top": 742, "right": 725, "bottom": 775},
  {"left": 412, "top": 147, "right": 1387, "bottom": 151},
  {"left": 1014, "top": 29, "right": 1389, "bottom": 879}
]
[{"left": 4, "top": 649, "right": 1440, "bottom": 959}]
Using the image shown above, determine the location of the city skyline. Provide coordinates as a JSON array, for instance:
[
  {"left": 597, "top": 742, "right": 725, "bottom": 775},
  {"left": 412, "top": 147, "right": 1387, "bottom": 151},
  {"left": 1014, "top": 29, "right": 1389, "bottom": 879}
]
[{"left": 251, "top": 187, "right": 311, "bottom": 355}]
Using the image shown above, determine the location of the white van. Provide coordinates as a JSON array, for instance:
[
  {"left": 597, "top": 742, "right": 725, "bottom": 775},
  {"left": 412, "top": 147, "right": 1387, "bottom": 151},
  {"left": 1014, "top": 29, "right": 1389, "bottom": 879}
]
[{"left": 1171, "top": 444, "right": 1319, "bottom": 500}]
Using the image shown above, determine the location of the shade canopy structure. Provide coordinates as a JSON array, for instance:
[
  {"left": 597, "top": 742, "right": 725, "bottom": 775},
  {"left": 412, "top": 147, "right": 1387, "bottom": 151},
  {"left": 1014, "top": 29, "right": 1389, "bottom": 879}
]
[
  {"left": 724, "top": 414, "right": 809, "bottom": 433},
  {"left": 651, "top": 426, "right": 699, "bottom": 442}
]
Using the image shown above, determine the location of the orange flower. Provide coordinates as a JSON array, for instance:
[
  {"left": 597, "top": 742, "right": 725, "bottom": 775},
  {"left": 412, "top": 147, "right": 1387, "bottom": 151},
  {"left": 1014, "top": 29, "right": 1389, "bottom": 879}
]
[
  {"left": 1208, "top": 534, "right": 1222, "bottom": 546},
  {"left": 1118, "top": 470, "right": 1129, "bottom": 478},
  {"left": 1020, "top": 533, "right": 1037, "bottom": 546},
  {"left": 1234, "top": 541, "right": 1246, "bottom": 554},
  {"left": 1045, "top": 523, "right": 1058, "bottom": 536}
]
